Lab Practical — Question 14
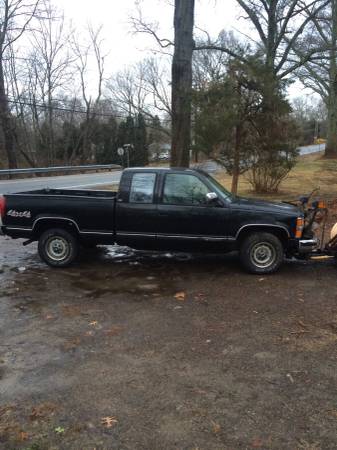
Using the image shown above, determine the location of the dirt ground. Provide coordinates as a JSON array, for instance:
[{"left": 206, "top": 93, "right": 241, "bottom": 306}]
[{"left": 1, "top": 236, "right": 337, "bottom": 450}]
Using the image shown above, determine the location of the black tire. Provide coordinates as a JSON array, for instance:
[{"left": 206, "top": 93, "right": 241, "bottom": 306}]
[
  {"left": 239, "top": 232, "right": 284, "bottom": 274},
  {"left": 38, "top": 228, "right": 79, "bottom": 267}
]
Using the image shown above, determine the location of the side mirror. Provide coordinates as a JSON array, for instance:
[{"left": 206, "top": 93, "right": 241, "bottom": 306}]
[{"left": 206, "top": 192, "right": 219, "bottom": 204}]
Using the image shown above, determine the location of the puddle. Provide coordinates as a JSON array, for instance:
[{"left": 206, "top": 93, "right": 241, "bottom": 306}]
[
  {"left": 65, "top": 245, "right": 223, "bottom": 299},
  {"left": 1, "top": 238, "right": 240, "bottom": 306}
]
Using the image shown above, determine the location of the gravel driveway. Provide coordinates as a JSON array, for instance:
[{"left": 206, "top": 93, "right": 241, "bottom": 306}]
[{"left": 1, "top": 236, "right": 337, "bottom": 449}]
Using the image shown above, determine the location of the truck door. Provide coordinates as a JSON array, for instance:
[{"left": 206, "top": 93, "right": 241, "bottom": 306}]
[
  {"left": 156, "top": 172, "right": 233, "bottom": 250},
  {"left": 115, "top": 171, "right": 159, "bottom": 248}
]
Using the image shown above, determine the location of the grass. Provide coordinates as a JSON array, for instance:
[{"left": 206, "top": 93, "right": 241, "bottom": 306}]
[
  {"left": 214, "top": 151, "right": 337, "bottom": 201},
  {"left": 95, "top": 152, "right": 337, "bottom": 202}
]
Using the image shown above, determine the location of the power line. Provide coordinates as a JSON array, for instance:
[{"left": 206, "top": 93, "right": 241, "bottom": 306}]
[{"left": 7, "top": 97, "right": 130, "bottom": 119}]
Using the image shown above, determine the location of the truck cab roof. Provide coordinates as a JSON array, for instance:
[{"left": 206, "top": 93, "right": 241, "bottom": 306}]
[{"left": 123, "top": 167, "right": 198, "bottom": 173}]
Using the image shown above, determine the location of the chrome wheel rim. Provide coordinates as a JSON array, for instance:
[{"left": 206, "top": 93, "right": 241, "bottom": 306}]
[
  {"left": 250, "top": 242, "right": 276, "bottom": 269},
  {"left": 46, "top": 237, "right": 69, "bottom": 261}
]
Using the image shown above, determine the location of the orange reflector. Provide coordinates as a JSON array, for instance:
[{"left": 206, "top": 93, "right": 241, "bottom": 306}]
[{"left": 296, "top": 217, "right": 304, "bottom": 238}]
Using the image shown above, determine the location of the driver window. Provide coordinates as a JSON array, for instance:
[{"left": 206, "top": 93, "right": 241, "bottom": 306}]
[{"left": 163, "top": 173, "right": 210, "bottom": 206}]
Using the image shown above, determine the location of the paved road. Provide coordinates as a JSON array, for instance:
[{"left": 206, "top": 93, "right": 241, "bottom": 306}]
[
  {"left": 298, "top": 143, "right": 326, "bottom": 155},
  {"left": 0, "top": 144, "right": 326, "bottom": 194},
  {"left": 0, "top": 170, "right": 122, "bottom": 194}
]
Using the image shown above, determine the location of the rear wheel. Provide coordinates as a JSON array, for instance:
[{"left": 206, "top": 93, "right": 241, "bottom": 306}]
[
  {"left": 38, "top": 228, "right": 79, "bottom": 267},
  {"left": 239, "top": 232, "right": 284, "bottom": 274}
]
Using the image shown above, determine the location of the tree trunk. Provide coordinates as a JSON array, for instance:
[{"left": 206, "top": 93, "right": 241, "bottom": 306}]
[
  {"left": 0, "top": 63, "right": 17, "bottom": 169},
  {"left": 325, "top": 0, "right": 337, "bottom": 158},
  {"left": 170, "top": 0, "right": 195, "bottom": 168},
  {"left": 47, "top": 89, "right": 55, "bottom": 165},
  {"left": 326, "top": 89, "right": 337, "bottom": 158},
  {"left": 231, "top": 124, "right": 241, "bottom": 195}
]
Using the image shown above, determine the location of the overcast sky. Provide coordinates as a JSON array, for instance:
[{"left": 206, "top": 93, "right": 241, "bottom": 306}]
[
  {"left": 55, "top": 0, "right": 311, "bottom": 99},
  {"left": 57, "top": 0, "right": 242, "bottom": 68}
]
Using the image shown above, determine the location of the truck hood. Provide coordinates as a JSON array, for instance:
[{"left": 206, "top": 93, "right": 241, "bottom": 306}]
[{"left": 231, "top": 196, "right": 300, "bottom": 215}]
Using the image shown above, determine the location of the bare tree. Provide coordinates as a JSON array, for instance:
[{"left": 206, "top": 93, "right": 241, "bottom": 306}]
[
  {"left": 72, "top": 24, "right": 106, "bottom": 162},
  {"left": 297, "top": 0, "right": 337, "bottom": 157},
  {"left": 0, "top": 0, "right": 42, "bottom": 168},
  {"left": 107, "top": 64, "right": 148, "bottom": 117},
  {"left": 193, "top": 31, "right": 249, "bottom": 88},
  {"left": 5, "top": 42, "right": 37, "bottom": 166},
  {"left": 106, "top": 57, "right": 171, "bottom": 136},
  {"left": 27, "top": 0, "right": 74, "bottom": 164},
  {"left": 196, "top": 0, "right": 329, "bottom": 87}
]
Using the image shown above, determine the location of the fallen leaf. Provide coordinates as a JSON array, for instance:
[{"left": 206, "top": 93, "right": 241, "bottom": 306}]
[
  {"left": 286, "top": 373, "right": 295, "bottom": 383},
  {"left": 174, "top": 292, "right": 186, "bottom": 301},
  {"left": 30, "top": 402, "right": 58, "bottom": 421},
  {"left": 104, "top": 326, "right": 124, "bottom": 337},
  {"left": 298, "top": 320, "right": 309, "bottom": 329},
  {"left": 84, "top": 331, "right": 94, "bottom": 337},
  {"left": 19, "top": 431, "right": 29, "bottom": 441},
  {"left": 251, "top": 437, "right": 263, "bottom": 448},
  {"left": 211, "top": 422, "right": 221, "bottom": 434},
  {"left": 62, "top": 305, "right": 82, "bottom": 317},
  {"left": 328, "top": 409, "right": 337, "bottom": 418},
  {"left": 62, "top": 337, "right": 80, "bottom": 351},
  {"left": 101, "top": 416, "right": 118, "bottom": 428}
]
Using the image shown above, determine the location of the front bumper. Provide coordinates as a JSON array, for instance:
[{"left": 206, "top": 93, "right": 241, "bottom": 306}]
[{"left": 298, "top": 238, "right": 318, "bottom": 254}]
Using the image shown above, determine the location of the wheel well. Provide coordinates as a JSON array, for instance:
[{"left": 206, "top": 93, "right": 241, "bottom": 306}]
[
  {"left": 236, "top": 226, "right": 289, "bottom": 247},
  {"left": 33, "top": 219, "right": 79, "bottom": 239}
]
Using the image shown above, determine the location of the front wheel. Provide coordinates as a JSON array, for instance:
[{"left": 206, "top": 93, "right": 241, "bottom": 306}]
[
  {"left": 38, "top": 228, "right": 79, "bottom": 267},
  {"left": 239, "top": 232, "right": 284, "bottom": 274}
]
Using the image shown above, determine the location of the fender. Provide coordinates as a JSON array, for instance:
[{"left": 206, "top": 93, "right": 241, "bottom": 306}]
[
  {"left": 235, "top": 223, "right": 290, "bottom": 240},
  {"left": 32, "top": 216, "right": 80, "bottom": 233}
]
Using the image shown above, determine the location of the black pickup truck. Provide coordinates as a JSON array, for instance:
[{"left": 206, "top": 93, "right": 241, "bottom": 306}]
[{"left": 0, "top": 167, "right": 318, "bottom": 274}]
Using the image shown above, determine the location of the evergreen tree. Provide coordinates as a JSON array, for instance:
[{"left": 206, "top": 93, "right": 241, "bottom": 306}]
[
  {"left": 134, "top": 114, "right": 148, "bottom": 166},
  {"left": 148, "top": 115, "right": 164, "bottom": 161},
  {"left": 94, "top": 117, "right": 119, "bottom": 164},
  {"left": 117, "top": 114, "right": 148, "bottom": 167}
]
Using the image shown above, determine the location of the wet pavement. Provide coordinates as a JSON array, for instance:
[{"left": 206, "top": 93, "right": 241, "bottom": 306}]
[{"left": 1, "top": 236, "right": 337, "bottom": 449}]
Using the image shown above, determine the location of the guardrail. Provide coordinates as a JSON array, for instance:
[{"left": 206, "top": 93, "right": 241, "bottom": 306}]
[{"left": 0, "top": 164, "right": 122, "bottom": 177}]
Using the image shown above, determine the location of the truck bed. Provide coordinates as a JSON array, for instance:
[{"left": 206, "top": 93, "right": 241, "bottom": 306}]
[
  {"left": 12, "top": 188, "right": 117, "bottom": 198},
  {"left": 2, "top": 188, "right": 117, "bottom": 240}
]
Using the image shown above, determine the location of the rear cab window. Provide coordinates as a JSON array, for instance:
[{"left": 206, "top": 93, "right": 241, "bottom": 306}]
[{"left": 129, "top": 172, "right": 156, "bottom": 203}]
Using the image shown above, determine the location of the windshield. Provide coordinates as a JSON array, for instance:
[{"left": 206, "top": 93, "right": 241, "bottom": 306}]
[{"left": 202, "top": 172, "right": 233, "bottom": 201}]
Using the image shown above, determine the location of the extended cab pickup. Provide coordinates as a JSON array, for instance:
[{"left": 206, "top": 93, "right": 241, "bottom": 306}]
[{"left": 0, "top": 167, "right": 317, "bottom": 274}]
